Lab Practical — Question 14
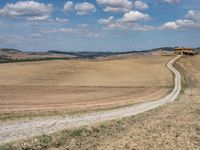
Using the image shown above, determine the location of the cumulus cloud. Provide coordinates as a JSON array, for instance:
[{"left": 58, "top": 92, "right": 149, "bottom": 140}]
[
  {"left": 162, "top": 0, "right": 180, "bottom": 4},
  {"left": 134, "top": 1, "right": 148, "bottom": 10},
  {"left": 0, "top": 1, "right": 53, "bottom": 21},
  {"left": 77, "top": 24, "right": 88, "bottom": 28},
  {"left": 98, "top": 11, "right": 153, "bottom": 31},
  {"left": 186, "top": 10, "right": 200, "bottom": 22},
  {"left": 122, "top": 11, "right": 150, "bottom": 22},
  {"left": 98, "top": 11, "right": 150, "bottom": 25},
  {"left": 75, "top": 2, "right": 96, "bottom": 15},
  {"left": 64, "top": 1, "right": 74, "bottom": 12},
  {"left": 96, "top": 0, "right": 133, "bottom": 13},
  {"left": 161, "top": 21, "right": 178, "bottom": 29},
  {"left": 99, "top": 18, "right": 154, "bottom": 31},
  {"left": 161, "top": 19, "right": 199, "bottom": 30},
  {"left": 98, "top": 16, "right": 115, "bottom": 24},
  {"left": 161, "top": 10, "right": 200, "bottom": 30}
]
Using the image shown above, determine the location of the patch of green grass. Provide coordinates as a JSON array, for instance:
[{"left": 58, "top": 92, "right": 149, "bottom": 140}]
[
  {"left": 0, "top": 144, "right": 16, "bottom": 150},
  {"left": 68, "top": 129, "right": 83, "bottom": 137}
]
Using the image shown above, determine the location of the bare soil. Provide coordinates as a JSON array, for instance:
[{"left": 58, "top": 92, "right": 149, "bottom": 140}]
[
  {"left": 176, "top": 55, "right": 200, "bottom": 86},
  {"left": 0, "top": 55, "right": 172, "bottom": 118},
  {"left": 36, "top": 56, "right": 200, "bottom": 150},
  {"left": 0, "top": 56, "right": 180, "bottom": 148},
  {"left": 51, "top": 56, "right": 199, "bottom": 150},
  {"left": 0, "top": 86, "right": 168, "bottom": 115},
  {"left": 1, "top": 55, "right": 196, "bottom": 150}
]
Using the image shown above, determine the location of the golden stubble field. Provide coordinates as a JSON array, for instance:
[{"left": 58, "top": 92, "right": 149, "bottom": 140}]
[
  {"left": 25, "top": 56, "right": 200, "bottom": 150},
  {"left": 0, "top": 55, "right": 173, "bottom": 117},
  {"left": 177, "top": 55, "right": 200, "bottom": 86}
]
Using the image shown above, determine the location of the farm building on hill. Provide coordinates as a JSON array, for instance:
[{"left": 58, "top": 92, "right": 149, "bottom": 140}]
[{"left": 174, "top": 47, "right": 195, "bottom": 55}]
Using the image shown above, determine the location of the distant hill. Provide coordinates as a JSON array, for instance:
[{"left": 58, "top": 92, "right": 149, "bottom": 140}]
[
  {"left": 0, "top": 48, "right": 75, "bottom": 63},
  {"left": 0, "top": 47, "right": 198, "bottom": 63},
  {"left": 48, "top": 47, "right": 175, "bottom": 58},
  {"left": 48, "top": 50, "right": 120, "bottom": 59},
  {"left": 0, "top": 48, "right": 23, "bottom": 53},
  {"left": 194, "top": 48, "right": 200, "bottom": 53}
]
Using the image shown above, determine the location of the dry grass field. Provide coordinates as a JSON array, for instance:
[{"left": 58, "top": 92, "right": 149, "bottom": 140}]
[
  {"left": 177, "top": 55, "right": 200, "bottom": 86},
  {"left": 2, "top": 56, "right": 200, "bottom": 150},
  {"left": 0, "top": 55, "right": 172, "bottom": 118}
]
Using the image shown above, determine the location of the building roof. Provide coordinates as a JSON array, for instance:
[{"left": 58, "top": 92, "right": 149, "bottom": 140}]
[{"left": 174, "top": 48, "right": 193, "bottom": 51}]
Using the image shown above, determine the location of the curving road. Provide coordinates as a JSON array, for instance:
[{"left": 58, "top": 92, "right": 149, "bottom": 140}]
[{"left": 0, "top": 55, "right": 182, "bottom": 144}]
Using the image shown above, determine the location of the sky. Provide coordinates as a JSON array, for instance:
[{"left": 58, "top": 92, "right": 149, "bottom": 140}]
[{"left": 0, "top": 0, "right": 200, "bottom": 52}]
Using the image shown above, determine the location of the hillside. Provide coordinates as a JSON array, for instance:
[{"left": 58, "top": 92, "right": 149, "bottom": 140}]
[
  {"left": 0, "top": 47, "right": 198, "bottom": 63},
  {"left": 0, "top": 48, "right": 75, "bottom": 63},
  {"left": 0, "top": 55, "right": 173, "bottom": 119}
]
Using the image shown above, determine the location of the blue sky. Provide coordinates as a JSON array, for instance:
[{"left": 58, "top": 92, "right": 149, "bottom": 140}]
[{"left": 0, "top": 0, "right": 200, "bottom": 51}]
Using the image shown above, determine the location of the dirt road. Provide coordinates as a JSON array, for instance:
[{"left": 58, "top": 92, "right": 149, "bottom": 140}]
[{"left": 0, "top": 56, "right": 182, "bottom": 144}]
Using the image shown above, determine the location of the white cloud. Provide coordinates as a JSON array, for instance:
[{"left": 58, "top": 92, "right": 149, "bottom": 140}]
[
  {"left": 75, "top": 2, "right": 96, "bottom": 15},
  {"left": 161, "top": 10, "right": 200, "bottom": 30},
  {"left": 103, "top": 7, "right": 129, "bottom": 13},
  {"left": 122, "top": 11, "right": 150, "bottom": 22},
  {"left": 87, "top": 33, "right": 100, "bottom": 38},
  {"left": 30, "top": 33, "right": 41, "bottom": 38},
  {"left": 134, "top": 1, "right": 148, "bottom": 10},
  {"left": 161, "top": 19, "right": 200, "bottom": 30},
  {"left": 161, "top": 21, "right": 178, "bottom": 29},
  {"left": 43, "top": 28, "right": 76, "bottom": 34},
  {"left": 98, "top": 16, "right": 124, "bottom": 29},
  {"left": 98, "top": 16, "right": 115, "bottom": 24},
  {"left": 27, "top": 15, "right": 49, "bottom": 21},
  {"left": 42, "top": 29, "right": 58, "bottom": 34},
  {"left": 176, "top": 19, "right": 197, "bottom": 27},
  {"left": 0, "top": 1, "right": 53, "bottom": 21},
  {"left": 77, "top": 24, "right": 88, "bottom": 28},
  {"left": 100, "top": 20, "right": 154, "bottom": 31},
  {"left": 99, "top": 11, "right": 150, "bottom": 27},
  {"left": 64, "top": 1, "right": 74, "bottom": 12},
  {"left": 58, "top": 28, "right": 75, "bottom": 33},
  {"left": 186, "top": 10, "right": 200, "bottom": 22},
  {"left": 96, "top": 0, "right": 133, "bottom": 13},
  {"left": 98, "top": 11, "right": 153, "bottom": 31},
  {"left": 162, "top": 0, "right": 180, "bottom": 4},
  {"left": 55, "top": 17, "right": 69, "bottom": 23}
]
